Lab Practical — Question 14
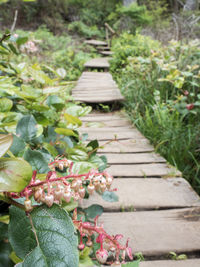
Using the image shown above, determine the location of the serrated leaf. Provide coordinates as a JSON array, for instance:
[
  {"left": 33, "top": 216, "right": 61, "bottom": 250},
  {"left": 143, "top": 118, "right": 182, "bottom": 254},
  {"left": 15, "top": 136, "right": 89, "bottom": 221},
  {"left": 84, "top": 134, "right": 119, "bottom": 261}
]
[
  {"left": 102, "top": 191, "right": 119, "bottom": 202},
  {"left": 0, "top": 158, "right": 32, "bottom": 192},
  {"left": 64, "top": 113, "right": 82, "bottom": 126},
  {"left": 24, "top": 149, "right": 50, "bottom": 173},
  {"left": 0, "top": 134, "right": 13, "bottom": 157},
  {"left": 17, "top": 205, "right": 78, "bottom": 267},
  {"left": 16, "top": 115, "right": 37, "bottom": 143},
  {"left": 67, "top": 147, "right": 88, "bottom": 161},
  {"left": 8, "top": 206, "right": 37, "bottom": 259}
]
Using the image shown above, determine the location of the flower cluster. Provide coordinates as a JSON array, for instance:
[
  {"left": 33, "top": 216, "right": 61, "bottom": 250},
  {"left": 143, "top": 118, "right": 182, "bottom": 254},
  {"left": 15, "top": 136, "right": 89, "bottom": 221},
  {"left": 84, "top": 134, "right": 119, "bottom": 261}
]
[
  {"left": 73, "top": 209, "right": 133, "bottom": 266},
  {"left": 7, "top": 157, "right": 114, "bottom": 212},
  {"left": 21, "top": 40, "right": 38, "bottom": 53}
]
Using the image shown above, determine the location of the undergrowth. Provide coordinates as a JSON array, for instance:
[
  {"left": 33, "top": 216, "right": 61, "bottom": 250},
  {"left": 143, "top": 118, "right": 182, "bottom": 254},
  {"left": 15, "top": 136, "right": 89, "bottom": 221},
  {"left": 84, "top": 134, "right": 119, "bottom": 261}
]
[{"left": 110, "top": 33, "right": 200, "bottom": 194}]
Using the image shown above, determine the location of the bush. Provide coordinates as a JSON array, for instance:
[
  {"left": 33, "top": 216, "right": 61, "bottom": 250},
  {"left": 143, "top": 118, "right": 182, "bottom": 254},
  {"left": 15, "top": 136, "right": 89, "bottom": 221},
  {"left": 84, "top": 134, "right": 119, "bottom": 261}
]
[{"left": 111, "top": 33, "right": 200, "bottom": 194}]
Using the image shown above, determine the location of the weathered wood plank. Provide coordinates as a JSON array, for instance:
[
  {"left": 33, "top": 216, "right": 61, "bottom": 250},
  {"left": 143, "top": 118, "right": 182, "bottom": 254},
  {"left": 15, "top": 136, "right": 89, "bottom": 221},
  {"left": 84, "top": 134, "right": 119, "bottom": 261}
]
[
  {"left": 98, "top": 139, "right": 154, "bottom": 153},
  {"left": 100, "top": 208, "right": 200, "bottom": 256},
  {"left": 101, "top": 152, "right": 166, "bottom": 164},
  {"left": 107, "top": 163, "right": 181, "bottom": 177},
  {"left": 82, "top": 115, "right": 126, "bottom": 121},
  {"left": 72, "top": 91, "right": 122, "bottom": 96},
  {"left": 80, "top": 126, "right": 134, "bottom": 132},
  {"left": 81, "top": 129, "right": 145, "bottom": 140},
  {"left": 73, "top": 96, "right": 124, "bottom": 103},
  {"left": 83, "top": 120, "right": 131, "bottom": 127},
  {"left": 81, "top": 178, "right": 200, "bottom": 211},
  {"left": 135, "top": 260, "right": 200, "bottom": 267},
  {"left": 84, "top": 39, "right": 107, "bottom": 46},
  {"left": 84, "top": 58, "right": 110, "bottom": 69}
]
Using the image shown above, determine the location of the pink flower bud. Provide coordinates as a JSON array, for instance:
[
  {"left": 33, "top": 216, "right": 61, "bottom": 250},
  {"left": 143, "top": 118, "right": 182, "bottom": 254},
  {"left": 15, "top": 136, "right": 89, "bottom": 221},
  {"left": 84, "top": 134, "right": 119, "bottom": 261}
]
[
  {"left": 100, "top": 183, "right": 107, "bottom": 192},
  {"left": 34, "top": 187, "right": 43, "bottom": 202},
  {"left": 96, "top": 249, "right": 108, "bottom": 264},
  {"left": 24, "top": 199, "right": 33, "bottom": 211},
  {"left": 45, "top": 194, "right": 54, "bottom": 207},
  {"left": 54, "top": 187, "right": 63, "bottom": 201},
  {"left": 88, "top": 183, "right": 95, "bottom": 195},
  {"left": 86, "top": 239, "right": 93, "bottom": 247},
  {"left": 63, "top": 191, "right": 71, "bottom": 203},
  {"left": 79, "top": 186, "right": 85, "bottom": 198},
  {"left": 78, "top": 243, "right": 85, "bottom": 250}
]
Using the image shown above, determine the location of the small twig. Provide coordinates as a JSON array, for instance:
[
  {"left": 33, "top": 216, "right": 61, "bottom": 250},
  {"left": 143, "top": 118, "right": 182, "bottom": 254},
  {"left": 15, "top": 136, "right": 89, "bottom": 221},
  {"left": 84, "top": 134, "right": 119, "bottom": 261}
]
[{"left": 11, "top": 10, "right": 18, "bottom": 33}]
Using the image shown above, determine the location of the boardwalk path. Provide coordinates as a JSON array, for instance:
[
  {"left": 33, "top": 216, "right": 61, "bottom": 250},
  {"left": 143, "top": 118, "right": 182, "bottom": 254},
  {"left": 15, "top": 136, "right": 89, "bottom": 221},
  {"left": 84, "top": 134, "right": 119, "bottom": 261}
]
[{"left": 72, "top": 45, "right": 200, "bottom": 266}]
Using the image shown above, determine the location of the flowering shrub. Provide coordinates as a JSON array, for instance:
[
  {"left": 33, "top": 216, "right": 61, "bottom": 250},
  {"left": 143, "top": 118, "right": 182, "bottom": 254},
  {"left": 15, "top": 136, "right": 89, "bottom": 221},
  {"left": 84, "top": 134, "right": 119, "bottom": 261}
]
[{"left": 0, "top": 33, "right": 137, "bottom": 266}]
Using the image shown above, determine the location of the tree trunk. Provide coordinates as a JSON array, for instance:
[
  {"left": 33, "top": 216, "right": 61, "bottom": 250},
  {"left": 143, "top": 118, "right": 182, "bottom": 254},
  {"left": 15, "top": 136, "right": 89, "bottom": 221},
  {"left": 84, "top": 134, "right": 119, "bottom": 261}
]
[
  {"left": 123, "top": 0, "right": 137, "bottom": 6},
  {"left": 184, "top": 0, "right": 198, "bottom": 10}
]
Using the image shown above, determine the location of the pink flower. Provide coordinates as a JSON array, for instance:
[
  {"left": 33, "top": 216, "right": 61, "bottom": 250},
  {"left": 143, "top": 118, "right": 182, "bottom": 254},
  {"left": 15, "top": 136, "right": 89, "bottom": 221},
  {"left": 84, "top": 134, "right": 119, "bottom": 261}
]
[{"left": 186, "top": 103, "right": 194, "bottom": 110}]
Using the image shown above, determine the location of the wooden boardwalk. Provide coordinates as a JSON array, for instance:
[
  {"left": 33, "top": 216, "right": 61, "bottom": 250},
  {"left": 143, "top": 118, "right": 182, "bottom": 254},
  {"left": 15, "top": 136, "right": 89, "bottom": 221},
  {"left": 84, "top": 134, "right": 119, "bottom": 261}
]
[
  {"left": 72, "top": 70, "right": 124, "bottom": 103},
  {"left": 72, "top": 46, "right": 200, "bottom": 266}
]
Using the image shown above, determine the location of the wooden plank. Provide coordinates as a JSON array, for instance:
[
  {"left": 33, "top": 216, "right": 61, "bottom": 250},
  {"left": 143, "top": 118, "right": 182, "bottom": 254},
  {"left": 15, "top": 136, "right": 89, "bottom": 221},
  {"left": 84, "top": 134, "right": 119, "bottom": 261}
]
[
  {"left": 107, "top": 163, "right": 181, "bottom": 177},
  {"left": 101, "top": 152, "right": 166, "bottom": 164},
  {"left": 84, "top": 58, "right": 110, "bottom": 69},
  {"left": 72, "top": 91, "right": 122, "bottom": 96},
  {"left": 98, "top": 139, "right": 154, "bottom": 153},
  {"left": 135, "top": 260, "right": 200, "bottom": 267},
  {"left": 80, "top": 178, "right": 200, "bottom": 211},
  {"left": 81, "top": 129, "right": 145, "bottom": 140},
  {"left": 73, "top": 96, "right": 124, "bottom": 103},
  {"left": 100, "top": 208, "right": 200, "bottom": 256},
  {"left": 100, "top": 51, "right": 114, "bottom": 56},
  {"left": 84, "top": 39, "right": 107, "bottom": 46},
  {"left": 83, "top": 120, "right": 131, "bottom": 127},
  {"left": 82, "top": 115, "right": 126, "bottom": 122},
  {"left": 80, "top": 126, "right": 135, "bottom": 132}
]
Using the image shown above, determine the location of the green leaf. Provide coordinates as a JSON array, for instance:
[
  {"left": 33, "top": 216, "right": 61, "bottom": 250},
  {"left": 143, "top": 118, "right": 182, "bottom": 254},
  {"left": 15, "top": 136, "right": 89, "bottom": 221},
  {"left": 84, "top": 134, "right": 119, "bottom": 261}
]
[
  {"left": 16, "top": 37, "right": 28, "bottom": 46},
  {"left": 0, "top": 134, "right": 13, "bottom": 157},
  {"left": 62, "top": 199, "right": 78, "bottom": 212},
  {"left": 0, "top": 222, "right": 8, "bottom": 241},
  {"left": 102, "top": 191, "right": 119, "bottom": 202},
  {"left": 46, "top": 95, "right": 65, "bottom": 111},
  {"left": 10, "top": 135, "right": 25, "bottom": 156},
  {"left": 18, "top": 205, "right": 79, "bottom": 267},
  {"left": 84, "top": 204, "right": 103, "bottom": 219},
  {"left": 64, "top": 113, "right": 82, "bottom": 126},
  {"left": 16, "top": 246, "right": 47, "bottom": 267},
  {"left": 43, "top": 143, "right": 58, "bottom": 157},
  {"left": 122, "top": 260, "right": 140, "bottom": 267},
  {"left": 66, "top": 104, "right": 92, "bottom": 117},
  {"left": 87, "top": 140, "right": 99, "bottom": 150},
  {"left": 55, "top": 128, "right": 78, "bottom": 137},
  {"left": 0, "top": 242, "right": 13, "bottom": 267},
  {"left": 16, "top": 115, "right": 37, "bottom": 143},
  {"left": 24, "top": 149, "right": 50, "bottom": 174},
  {"left": 67, "top": 147, "right": 88, "bottom": 161},
  {"left": 79, "top": 247, "right": 93, "bottom": 267},
  {"left": 0, "top": 98, "right": 13, "bottom": 112},
  {"left": 72, "top": 162, "right": 96, "bottom": 174},
  {"left": 0, "top": 158, "right": 32, "bottom": 192},
  {"left": 8, "top": 206, "right": 37, "bottom": 259},
  {"left": 9, "top": 251, "right": 22, "bottom": 264}
]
